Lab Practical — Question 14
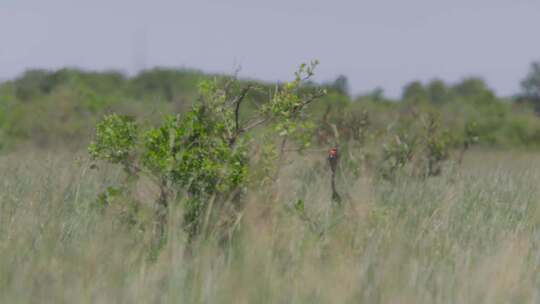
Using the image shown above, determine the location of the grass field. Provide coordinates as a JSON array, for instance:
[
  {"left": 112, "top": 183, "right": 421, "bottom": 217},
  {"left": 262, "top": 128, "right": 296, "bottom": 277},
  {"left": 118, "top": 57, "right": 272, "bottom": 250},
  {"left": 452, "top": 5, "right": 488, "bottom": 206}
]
[{"left": 1, "top": 149, "right": 540, "bottom": 303}]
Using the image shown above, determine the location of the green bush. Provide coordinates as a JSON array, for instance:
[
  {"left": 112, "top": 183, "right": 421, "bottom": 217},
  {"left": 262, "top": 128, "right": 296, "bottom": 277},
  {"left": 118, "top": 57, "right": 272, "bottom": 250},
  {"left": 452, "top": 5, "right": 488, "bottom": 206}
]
[{"left": 88, "top": 62, "right": 326, "bottom": 248}]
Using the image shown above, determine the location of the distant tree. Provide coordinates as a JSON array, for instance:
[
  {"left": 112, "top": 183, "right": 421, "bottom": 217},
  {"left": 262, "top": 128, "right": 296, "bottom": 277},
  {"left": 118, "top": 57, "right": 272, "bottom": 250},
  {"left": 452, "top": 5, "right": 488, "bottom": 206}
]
[
  {"left": 129, "top": 68, "right": 204, "bottom": 102},
  {"left": 427, "top": 79, "right": 449, "bottom": 104},
  {"left": 14, "top": 69, "right": 49, "bottom": 100},
  {"left": 13, "top": 68, "right": 125, "bottom": 101},
  {"left": 520, "top": 61, "right": 540, "bottom": 103},
  {"left": 331, "top": 75, "right": 350, "bottom": 96},
  {"left": 452, "top": 77, "right": 495, "bottom": 104},
  {"left": 370, "top": 87, "right": 385, "bottom": 102},
  {"left": 402, "top": 81, "right": 427, "bottom": 103}
]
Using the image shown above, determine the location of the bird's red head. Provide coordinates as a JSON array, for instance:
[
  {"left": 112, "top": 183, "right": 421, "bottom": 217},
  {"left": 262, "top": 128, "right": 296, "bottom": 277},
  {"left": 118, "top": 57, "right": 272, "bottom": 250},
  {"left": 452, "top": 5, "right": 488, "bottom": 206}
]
[{"left": 329, "top": 147, "right": 338, "bottom": 158}]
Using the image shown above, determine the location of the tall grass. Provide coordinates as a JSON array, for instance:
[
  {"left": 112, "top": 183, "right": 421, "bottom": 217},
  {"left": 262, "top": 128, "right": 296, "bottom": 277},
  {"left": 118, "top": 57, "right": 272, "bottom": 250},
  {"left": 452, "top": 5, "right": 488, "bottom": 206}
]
[{"left": 1, "top": 150, "right": 540, "bottom": 303}]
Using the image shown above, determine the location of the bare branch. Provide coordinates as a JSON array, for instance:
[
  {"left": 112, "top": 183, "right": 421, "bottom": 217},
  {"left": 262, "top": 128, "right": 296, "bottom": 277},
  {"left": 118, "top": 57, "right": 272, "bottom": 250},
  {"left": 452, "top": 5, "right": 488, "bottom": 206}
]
[
  {"left": 233, "top": 85, "right": 252, "bottom": 134},
  {"left": 290, "top": 90, "right": 326, "bottom": 116},
  {"left": 241, "top": 116, "right": 270, "bottom": 132},
  {"left": 227, "top": 84, "right": 253, "bottom": 146},
  {"left": 302, "top": 90, "right": 326, "bottom": 106}
]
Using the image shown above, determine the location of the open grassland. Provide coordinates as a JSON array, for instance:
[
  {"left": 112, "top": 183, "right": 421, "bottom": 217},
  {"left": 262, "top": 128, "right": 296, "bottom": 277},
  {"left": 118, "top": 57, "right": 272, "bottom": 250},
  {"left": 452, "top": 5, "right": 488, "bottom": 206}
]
[{"left": 1, "top": 150, "right": 540, "bottom": 303}]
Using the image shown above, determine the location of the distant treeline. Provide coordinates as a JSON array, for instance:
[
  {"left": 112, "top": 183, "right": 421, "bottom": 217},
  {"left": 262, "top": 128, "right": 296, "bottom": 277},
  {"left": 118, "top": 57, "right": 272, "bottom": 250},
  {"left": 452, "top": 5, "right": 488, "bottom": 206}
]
[{"left": 0, "top": 61, "right": 540, "bottom": 150}]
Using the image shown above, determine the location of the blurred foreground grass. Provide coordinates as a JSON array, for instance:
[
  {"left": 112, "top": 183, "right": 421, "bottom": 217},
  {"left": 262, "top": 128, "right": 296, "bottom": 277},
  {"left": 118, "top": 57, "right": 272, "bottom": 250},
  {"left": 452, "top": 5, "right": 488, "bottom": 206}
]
[{"left": 1, "top": 150, "right": 540, "bottom": 303}]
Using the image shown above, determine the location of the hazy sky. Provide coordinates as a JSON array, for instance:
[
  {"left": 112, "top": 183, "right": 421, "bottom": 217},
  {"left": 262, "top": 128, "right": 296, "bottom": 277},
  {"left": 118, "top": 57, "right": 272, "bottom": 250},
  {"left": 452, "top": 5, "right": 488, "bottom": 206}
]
[{"left": 1, "top": 0, "right": 539, "bottom": 96}]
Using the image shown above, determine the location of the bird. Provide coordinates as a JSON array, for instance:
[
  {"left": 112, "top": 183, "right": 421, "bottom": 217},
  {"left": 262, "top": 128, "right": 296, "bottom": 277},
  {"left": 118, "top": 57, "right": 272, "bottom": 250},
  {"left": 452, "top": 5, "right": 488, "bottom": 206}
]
[{"left": 327, "top": 147, "right": 341, "bottom": 204}]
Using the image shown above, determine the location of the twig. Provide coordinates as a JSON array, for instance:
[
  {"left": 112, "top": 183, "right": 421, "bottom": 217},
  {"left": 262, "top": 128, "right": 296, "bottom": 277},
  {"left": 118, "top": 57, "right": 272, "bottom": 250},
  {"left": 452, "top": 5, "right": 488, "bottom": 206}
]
[
  {"left": 233, "top": 85, "right": 252, "bottom": 134},
  {"left": 241, "top": 116, "right": 271, "bottom": 133},
  {"left": 228, "top": 85, "right": 253, "bottom": 146}
]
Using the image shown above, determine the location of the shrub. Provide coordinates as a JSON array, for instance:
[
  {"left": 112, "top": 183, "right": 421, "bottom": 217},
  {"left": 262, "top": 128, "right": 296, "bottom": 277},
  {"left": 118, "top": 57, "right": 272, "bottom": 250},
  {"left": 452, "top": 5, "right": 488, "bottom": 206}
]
[{"left": 88, "top": 62, "right": 325, "bottom": 249}]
